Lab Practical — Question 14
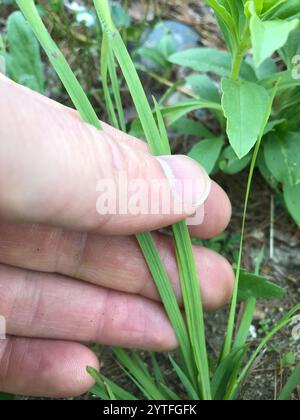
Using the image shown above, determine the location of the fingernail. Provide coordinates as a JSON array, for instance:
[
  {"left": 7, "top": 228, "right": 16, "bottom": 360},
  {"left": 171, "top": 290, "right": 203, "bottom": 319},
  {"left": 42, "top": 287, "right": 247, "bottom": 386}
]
[{"left": 156, "top": 155, "right": 212, "bottom": 214}]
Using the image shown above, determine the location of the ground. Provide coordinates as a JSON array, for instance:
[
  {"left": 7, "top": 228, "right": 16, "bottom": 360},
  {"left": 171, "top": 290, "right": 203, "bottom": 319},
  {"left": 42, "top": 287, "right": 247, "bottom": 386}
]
[{"left": 1, "top": 0, "right": 299, "bottom": 400}]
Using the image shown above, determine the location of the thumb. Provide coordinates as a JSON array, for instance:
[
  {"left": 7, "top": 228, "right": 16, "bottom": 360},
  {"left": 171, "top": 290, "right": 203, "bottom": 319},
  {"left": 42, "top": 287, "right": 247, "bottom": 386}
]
[{"left": 0, "top": 75, "right": 211, "bottom": 235}]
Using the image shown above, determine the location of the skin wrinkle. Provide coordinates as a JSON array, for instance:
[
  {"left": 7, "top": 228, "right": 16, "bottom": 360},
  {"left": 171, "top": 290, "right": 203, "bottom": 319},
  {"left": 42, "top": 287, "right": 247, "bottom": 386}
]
[
  {"left": 26, "top": 275, "right": 49, "bottom": 335},
  {"left": 4, "top": 267, "right": 29, "bottom": 330},
  {"left": 0, "top": 338, "right": 14, "bottom": 391}
]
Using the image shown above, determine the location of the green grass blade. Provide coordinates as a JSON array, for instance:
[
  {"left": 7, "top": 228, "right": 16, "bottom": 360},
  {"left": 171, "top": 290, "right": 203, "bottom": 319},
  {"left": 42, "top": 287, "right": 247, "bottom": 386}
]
[
  {"left": 16, "top": 0, "right": 101, "bottom": 129},
  {"left": 211, "top": 347, "right": 246, "bottom": 400},
  {"left": 153, "top": 98, "right": 171, "bottom": 155},
  {"left": 87, "top": 367, "right": 117, "bottom": 400},
  {"left": 234, "top": 297, "right": 256, "bottom": 349},
  {"left": 150, "top": 353, "right": 166, "bottom": 385},
  {"left": 227, "top": 303, "right": 300, "bottom": 399},
  {"left": 113, "top": 348, "right": 166, "bottom": 400},
  {"left": 93, "top": 0, "right": 162, "bottom": 156},
  {"left": 233, "top": 248, "right": 264, "bottom": 349},
  {"left": 136, "top": 232, "right": 196, "bottom": 385},
  {"left": 172, "top": 222, "right": 212, "bottom": 399},
  {"left": 95, "top": 2, "right": 211, "bottom": 398},
  {"left": 159, "top": 383, "right": 181, "bottom": 400},
  {"left": 101, "top": 33, "right": 120, "bottom": 128},
  {"left": 169, "top": 355, "right": 200, "bottom": 400},
  {"left": 107, "top": 47, "right": 126, "bottom": 132},
  {"left": 278, "top": 364, "right": 300, "bottom": 401}
]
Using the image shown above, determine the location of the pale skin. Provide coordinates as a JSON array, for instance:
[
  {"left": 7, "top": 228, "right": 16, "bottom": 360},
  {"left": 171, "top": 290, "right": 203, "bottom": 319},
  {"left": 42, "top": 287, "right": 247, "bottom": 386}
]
[{"left": 0, "top": 74, "right": 234, "bottom": 397}]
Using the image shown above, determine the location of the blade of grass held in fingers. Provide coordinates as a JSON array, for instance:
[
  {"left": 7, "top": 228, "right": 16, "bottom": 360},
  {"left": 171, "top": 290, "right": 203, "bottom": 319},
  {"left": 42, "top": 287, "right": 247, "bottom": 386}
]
[
  {"left": 16, "top": 0, "right": 101, "bottom": 129},
  {"left": 94, "top": 0, "right": 211, "bottom": 399},
  {"left": 97, "top": 5, "right": 196, "bottom": 385},
  {"left": 136, "top": 232, "right": 196, "bottom": 385},
  {"left": 172, "top": 221, "right": 211, "bottom": 399}
]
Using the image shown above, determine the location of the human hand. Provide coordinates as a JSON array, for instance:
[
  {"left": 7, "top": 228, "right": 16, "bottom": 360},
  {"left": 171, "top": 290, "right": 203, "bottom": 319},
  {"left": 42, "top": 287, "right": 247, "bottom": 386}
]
[{"left": 0, "top": 74, "right": 234, "bottom": 397}]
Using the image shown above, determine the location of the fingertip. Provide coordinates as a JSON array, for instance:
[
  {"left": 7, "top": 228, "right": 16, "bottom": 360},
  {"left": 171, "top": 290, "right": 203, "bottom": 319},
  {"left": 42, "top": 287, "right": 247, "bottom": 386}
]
[
  {"left": 190, "top": 181, "right": 232, "bottom": 239},
  {"left": 195, "top": 248, "right": 235, "bottom": 311},
  {"left": 67, "top": 344, "right": 100, "bottom": 398},
  {"left": 37, "top": 341, "right": 100, "bottom": 398}
]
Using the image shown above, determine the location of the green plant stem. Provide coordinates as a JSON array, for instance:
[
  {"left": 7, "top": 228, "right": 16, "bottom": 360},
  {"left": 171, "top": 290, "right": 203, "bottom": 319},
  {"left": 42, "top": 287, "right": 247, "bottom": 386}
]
[
  {"left": 107, "top": 48, "right": 126, "bottom": 132},
  {"left": 101, "top": 34, "right": 120, "bottom": 128},
  {"left": 231, "top": 25, "right": 250, "bottom": 80},
  {"left": 222, "top": 83, "right": 278, "bottom": 361},
  {"left": 231, "top": 52, "right": 244, "bottom": 80},
  {"left": 221, "top": 140, "right": 261, "bottom": 360}
]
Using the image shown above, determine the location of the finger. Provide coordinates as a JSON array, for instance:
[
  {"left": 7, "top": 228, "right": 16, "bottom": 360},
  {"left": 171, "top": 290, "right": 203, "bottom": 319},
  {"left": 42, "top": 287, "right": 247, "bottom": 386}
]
[
  {"left": 0, "top": 223, "right": 234, "bottom": 310},
  {"left": 0, "top": 264, "right": 177, "bottom": 351},
  {"left": 0, "top": 337, "right": 98, "bottom": 397},
  {"left": 189, "top": 181, "right": 232, "bottom": 239},
  {"left": 0, "top": 75, "right": 211, "bottom": 235}
]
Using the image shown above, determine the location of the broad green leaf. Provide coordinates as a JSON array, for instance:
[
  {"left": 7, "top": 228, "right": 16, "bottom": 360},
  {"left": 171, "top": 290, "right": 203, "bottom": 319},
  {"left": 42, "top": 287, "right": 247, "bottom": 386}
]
[
  {"left": 257, "top": 149, "right": 278, "bottom": 189},
  {"left": 252, "top": 57, "right": 278, "bottom": 79},
  {"left": 6, "top": 11, "right": 44, "bottom": 92},
  {"left": 238, "top": 270, "right": 286, "bottom": 301},
  {"left": 284, "top": 183, "right": 300, "bottom": 227},
  {"left": 265, "top": 0, "right": 300, "bottom": 19},
  {"left": 261, "top": 70, "right": 300, "bottom": 92},
  {"left": 279, "top": 28, "right": 300, "bottom": 68},
  {"left": 264, "top": 119, "right": 286, "bottom": 134},
  {"left": 186, "top": 74, "right": 221, "bottom": 103},
  {"left": 248, "top": 3, "right": 299, "bottom": 67},
  {"left": 171, "top": 117, "right": 215, "bottom": 139},
  {"left": 137, "top": 47, "right": 168, "bottom": 69},
  {"left": 111, "top": 3, "right": 131, "bottom": 29},
  {"left": 264, "top": 132, "right": 300, "bottom": 186},
  {"left": 221, "top": 78, "right": 270, "bottom": 158},
  {"left": 188, "top": 137, "right": 224, "bottom": 174},
  {"left": 261, "top": 0, "right": 285, "bottom": 15},
  {"left": 219, "top": 145, "right": 252, "bottom": 174},
  {"left": 131, "top": 99, "right": 222, "bottom": 136},
  {"left": 162, "top": 100, "right": 221, "bottom": 126},
  {"left": 169, "top": 48, "right": 257, "bottom": 81}
]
